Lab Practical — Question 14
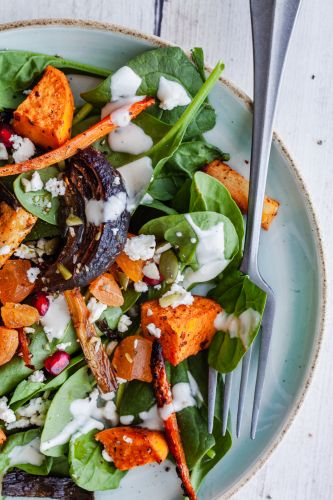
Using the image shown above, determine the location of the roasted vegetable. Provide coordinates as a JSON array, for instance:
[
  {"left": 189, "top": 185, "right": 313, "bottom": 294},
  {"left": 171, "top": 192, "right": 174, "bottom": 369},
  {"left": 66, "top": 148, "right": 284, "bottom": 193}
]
[
  {"left": 150, "top": 340, "right": 197, "bottom": 500},
  {"left": 96, "top": 426, "right": 168, "bottom": 471},
  {"left": 13, "top": 65, "right": 74, "bottom": 149},
  {"left": 203, "top": 160, "right": 279, "bottom": 230},
  {"left": 0, "top": 428, "right": 6, "bottom": 445},
  {"left": 36, "top": 147, "right": 130, "bottom": 292},
  {"left": 0, "top": 96, "right": 154, "bottom": 177},
  {"left": 0, "top": 326, "right": 19, "bottom": 366},
  {"left": 89, "top": 272, "right": 124, "bottom": 307},
  {"left": 1, "top": 303, "right": 39, "bottom": 329},
  {"left": 0, "top": 259, "right": 35, "bottom": 304},
  {"left": 65, "top": 288, "right": 118, "bottom": 393},
  {"left": 2, "top": 469, "right": 93, "bottom": 499},
  {"left": 18, "top": 328, "right": 34, "bottom": 369},
  {"left": 0, "top": 182, "right": 37, "bottom": 268},
  {"left": 112, "top": 335, "right": 153, "bottom": 383},
  {"left": 141, "top": 297, "right": 222, "bottom": 365},
  {"left": 115, "top": 234, "right": 145, "bottom": 283}
]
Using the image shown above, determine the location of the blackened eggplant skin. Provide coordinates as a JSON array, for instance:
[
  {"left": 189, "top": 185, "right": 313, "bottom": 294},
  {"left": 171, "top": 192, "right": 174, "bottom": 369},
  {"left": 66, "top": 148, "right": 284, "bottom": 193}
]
[
  {"left": 37, "top": 146, "right": 130, "bottom": 292},
  {"left": 3, "top": 469, "right": 94, "bottom": 499}
]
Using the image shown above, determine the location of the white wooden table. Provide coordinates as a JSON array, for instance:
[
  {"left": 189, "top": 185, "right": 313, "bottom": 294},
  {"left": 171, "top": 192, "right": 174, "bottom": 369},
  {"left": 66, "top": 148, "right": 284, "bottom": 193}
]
[{"left": 0, "top": 1, "right": 332, "bottom": 498}]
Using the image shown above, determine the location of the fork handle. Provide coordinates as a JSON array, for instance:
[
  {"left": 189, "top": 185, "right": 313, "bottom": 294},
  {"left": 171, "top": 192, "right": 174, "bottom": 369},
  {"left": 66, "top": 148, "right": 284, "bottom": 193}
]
[{"left": 240, "top": 0, "right": 301, "bottom": 277}]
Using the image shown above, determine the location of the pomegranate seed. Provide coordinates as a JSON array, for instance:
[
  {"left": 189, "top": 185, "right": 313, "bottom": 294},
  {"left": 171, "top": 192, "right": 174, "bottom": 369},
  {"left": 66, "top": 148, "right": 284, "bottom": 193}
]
[
  {"left": 44, "top": 351, "right": 70, "bottom": 375},
  {"left": 0, "top": 124, "right": 14, "bottom": 148},
  {"left": 31, "top": 292, "right": 49, "bottom": 316},
  {"left": 143, "top": 275, "right": 164, "bottom": 286}
]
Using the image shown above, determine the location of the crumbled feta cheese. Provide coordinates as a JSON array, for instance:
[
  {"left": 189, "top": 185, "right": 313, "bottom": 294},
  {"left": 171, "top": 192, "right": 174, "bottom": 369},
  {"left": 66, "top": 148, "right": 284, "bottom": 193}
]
[
  {"left": 176, "top": 232, "right": 182, "bottom": 237},
  {"left": 56, "top": 341, "right": 72, "bottom": 351},
  {"left": 117, "top": 314, "right": 132, "bottom": 333},
  {"left": 0, "top": 396, "right": 16, "bottom": 424},
  {"left": 142, "top": 262, "right": 160, "bottom": 280},
  {"left": 120, "top": 415, "right": 135, "bottom": 425},
  {"left": 155, "top": 242, "right": 172, "bottom": 255},
  {"left": 28, "top": 370, "right": 46, "bottom": 383},
  {"left": 146, "top": 323, "right": 161, "bottom": 339},
  {"left": 44, "top": 177, "right": 66, "bottom": 197},
  {"left": 23, "top": 327, "right": 35, "bottom": 334},
  {"left": 175, "top": 271, "right": 184, "bottom": 283},
  {"left": 0, "top": 245, "right": 11, "bottom": 255},
  {"left": 112, "top": 227, "right": 119, "bottom": 236},
  {"left": 100, "top": 391, "right": 115, "bottom": 401},
  {"left": 14, "top": 397, "right": 50, "bottom": 428},
  {"left": 134, "top": 280, "right": 148, "bottom": 293},
  {"left": 11, "top": 134, "right": 35, "bottom": 163},
  {"left": 6, "top": 418, "right": 30, "bottom": 430},
  {"left": 0, "top": 143, "right": 8, "bottom": 160},
  {"left": 102, "top": 449, "right": 113, "bottom": 462},
  {"left": 113, "top": 177, "right": 121, "bottom": 186},
  {"left": 123, "top": 435, "right": 133, "bottom": 444},
  {"left": 157, "top": 76, "right": 191, "bottom": 111},
  {"left": 26, "top": 266, "right": 40, "bottom": 283},
  {"left": 191, "top": 237, "right": 197, "bottom": 244},
  {"left": 154, "top": 284, "right": 161, "bottom": 290},
  {"left": 14, "top": 243, "right": 38, "bottom": 260},
  {"left": 159, "top": 283, "right": 194, "bottom": 309},
  {"left": 124, "top": 234, "right": 155, "bottom": 261},
  {"left": 87, "top": 297, "right": 107, "bottom": 323},
  {"left": 36, "top": 238, "right": 58, "bottom": 256},
  {"left": 147, "top": 308, "right": 153, "bottom": 317}
]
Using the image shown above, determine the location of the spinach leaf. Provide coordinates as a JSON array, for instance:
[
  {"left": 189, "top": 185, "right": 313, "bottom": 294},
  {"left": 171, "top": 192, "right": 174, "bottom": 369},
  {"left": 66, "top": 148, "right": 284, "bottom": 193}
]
[
  {"left": 208, "top": 271, "right": 267, "bottom": 373},
  {"left": 50, "top": 455, "right": 70, "bottom": 476},
  {"left": 140, "top": 198, "right": 178, "bottom": 215},
  {"left": 24, "top": 219, "right": 61, "bottom": 241},
  {"left": 14, "top": 166, "right": 61, "bottom": 225},
  {"left": 0, "top": 50, "right": 110, "bottom": 109},
  {"left": 69, "top": 429, "right": 125, "bottom": 491},
  {"left": 118, "top": 380, "right": 155, "bottom": 422},
  {"left": 0, "top": 429, "right": 52, "bottom": 477},
  {"left": 99, "top": 307, "right": 123, "bottom": 331},
  {"left": 41, "top": 366, "right": 94, "bottom": 457},
  {"left": 191, "top": 48, "right": 206, "bottom": 81},
  {"left": 121, "top": 288, "right": 141, "bottom": 313}
]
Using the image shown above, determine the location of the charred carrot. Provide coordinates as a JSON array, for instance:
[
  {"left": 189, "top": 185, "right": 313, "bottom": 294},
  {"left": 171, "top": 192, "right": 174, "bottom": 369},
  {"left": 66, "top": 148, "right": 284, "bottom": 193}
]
[
  {"left": 150, "top": 340, "right": 197, "bottom": 500},
  {"left": 18, "top": 328, "right": 34, "bottom": 370},
  {"left": 0, "top": 428, "right": 6, "bottom": 446},
  {"left": 0, "top": 97, "right": 154, "bottom": 177}
]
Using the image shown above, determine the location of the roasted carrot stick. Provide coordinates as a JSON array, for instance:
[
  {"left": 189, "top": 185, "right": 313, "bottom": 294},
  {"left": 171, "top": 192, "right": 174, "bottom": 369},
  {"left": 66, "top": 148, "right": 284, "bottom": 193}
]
[
  {"left": 65, "top": 288, "right": 118, "bottom": 393},
  {"left": 0, "top": 96, "right": 154, "bottom": 177},
  {"left": 150, "top": 340, "right": 197, "bottom": 500},
  {"left": 18, "top": 328, "right": 34, "bottom": 370}
]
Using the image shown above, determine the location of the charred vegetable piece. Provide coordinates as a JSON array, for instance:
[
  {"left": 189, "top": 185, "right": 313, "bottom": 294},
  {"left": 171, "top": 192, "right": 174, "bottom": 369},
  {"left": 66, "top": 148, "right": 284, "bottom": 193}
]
[
  {"left": 13, "top": 65, "right": 75, "bottom": 149},
  {"left": 18, "top": 328, "right": 34, "bottom": 369},
  {"left": 112, "top": 335, "right": 153, "bottom": 383},
  {"left": 0, "top": 96, "right": 154, "bottom": 177},
  {"left": 0, "top": 182, "right": 37, "bottom": 268},
  {"left": 37, "top": 147, "right": 130, "bottom": 292},
  {"left": 2, "top": 469, "right": 94, "bottom": 499},
  {"left": 0, "top": 259, "right": 35, "bottom": 304},
  {"left": 96, "top": 426, "right": 168, "bottom": 471},
  {"left": 150, "top": 340, "right": 197, "bottom": 500},
  {"left": 0, "top": 326, "right": 19, "bottom": 366},
  {"left": 65, "top": 288, "right": 118, "bottom": 393},
  {"left": 0, "top": 428, "right": 6, "bottom": 445}
]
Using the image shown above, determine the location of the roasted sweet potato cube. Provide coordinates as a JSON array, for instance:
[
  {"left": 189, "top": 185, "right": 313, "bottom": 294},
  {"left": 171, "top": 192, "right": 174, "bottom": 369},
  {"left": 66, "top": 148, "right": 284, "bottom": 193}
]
[
  {"left": 0, "top": 326, "right": 19, "bottom": 366},
  {"left": 96, "top": 427, "right": 168, "bottom": 470},
  {"left": 89, "top": 273, "right": 124, "bottom": 307},
  {"left": 112, "top": 335, "right": 153, "bottom": 382},
  {"left": 13, "top": 65, "right": 74, "bottom": 149},
  {"left": 0, "top": 428, "right": 6, "bottom": 445},
  {"left": 1, "top": 303, "right": 39, "bottom": 329},
  {"left": 141, "top": 296, "right": 222, "bottom": 365}
]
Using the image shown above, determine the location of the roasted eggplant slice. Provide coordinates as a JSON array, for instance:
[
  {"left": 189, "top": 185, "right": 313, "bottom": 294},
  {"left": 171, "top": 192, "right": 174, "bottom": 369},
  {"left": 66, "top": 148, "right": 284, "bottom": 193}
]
[
  {"left": 3, "top": 469, "right": 94, "bottom": 499},
  {"left": 37, "top": 147, "right": 130, "bottom": 291}
]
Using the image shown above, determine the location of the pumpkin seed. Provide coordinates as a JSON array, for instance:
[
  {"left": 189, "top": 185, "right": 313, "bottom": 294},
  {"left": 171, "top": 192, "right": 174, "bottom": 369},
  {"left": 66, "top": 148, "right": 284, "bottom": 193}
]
[
  {"left": 159, "top": 249, "right": 179, "bottom": 284},
  {"left": 66, "top": 214, "right": 83, "bottom": 226},
  {"left": 116, "top": 271, "right": 129, "bottom": 291},
  {"left": 57, "top": 263, "right": 72, "bottom": 280}
]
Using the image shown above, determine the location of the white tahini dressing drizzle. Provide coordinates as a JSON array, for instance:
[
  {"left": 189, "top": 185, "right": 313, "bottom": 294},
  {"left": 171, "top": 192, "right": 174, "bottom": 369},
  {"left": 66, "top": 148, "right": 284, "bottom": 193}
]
[
  {"left": 182, "top": 214, "right": 229, "bottom": 289},
  {"left": 8, "top": 437, "right": 45, "bottom": 467},
  {"left": 214, "top": 308, "right": 261, "bottom": 349},
  {"left": 157, "top": 76, "right": 191, "bottom": 110},
  {"left": 110, "top": 66, "right": 142, "bottom": 101},
  {"left": 85, "top": 191, "right": 127, "bottom": 226},
  {"left": 40, "top": 389, "right": 104, "bottom": 452},
  {"left": 138, "top": 404, "right": 163, "bottom": 431},
  {"left": 108, "top": 123, "right": 153, "bottom": 155},
  {"left": 67, "top": 74, "right": 102, "bottom": 106},
  {"left": 118, "top": 157, "right": 153, "bottom": 212},
  {"left": 159, "top": 382, "right": 197, "bottom": 421},
  {"left": 40, "top": 294, "right": 71, "bottom": 342},
  {"left": 101, "top": 96, "right": 146, "bottom": 127}
]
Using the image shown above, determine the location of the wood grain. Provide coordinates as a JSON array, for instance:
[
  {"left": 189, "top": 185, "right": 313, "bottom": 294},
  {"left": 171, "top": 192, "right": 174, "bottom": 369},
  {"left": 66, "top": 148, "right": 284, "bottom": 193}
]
[{"left": 0, "top": 0, "right": 332, "bottom": 499}]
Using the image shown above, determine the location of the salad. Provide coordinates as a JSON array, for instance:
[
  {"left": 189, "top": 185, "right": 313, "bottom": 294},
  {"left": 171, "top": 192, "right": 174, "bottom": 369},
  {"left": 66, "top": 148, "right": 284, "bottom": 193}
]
[{"left": 0, "top": 45, "right": 279, "bottom": 499}]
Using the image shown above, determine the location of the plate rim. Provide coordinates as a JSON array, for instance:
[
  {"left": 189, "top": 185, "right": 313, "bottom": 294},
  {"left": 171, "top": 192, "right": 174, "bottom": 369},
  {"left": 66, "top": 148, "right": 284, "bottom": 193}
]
[{"left": 0, "top": 17, "right": 327, "bottom": 499}]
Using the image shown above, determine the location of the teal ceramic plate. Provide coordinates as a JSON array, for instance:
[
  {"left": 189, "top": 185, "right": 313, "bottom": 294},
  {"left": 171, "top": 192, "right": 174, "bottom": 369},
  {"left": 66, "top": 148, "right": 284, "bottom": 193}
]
[{"left": 0, "top": 19, "right": 326, "bottom": 500}]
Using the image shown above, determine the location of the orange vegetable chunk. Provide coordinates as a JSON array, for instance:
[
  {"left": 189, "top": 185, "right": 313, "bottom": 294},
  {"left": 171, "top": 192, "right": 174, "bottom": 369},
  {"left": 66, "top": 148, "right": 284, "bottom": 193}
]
[
  {"left": 141, "top": 296, "right": 222, "bottom": 365},
  {"left": 0, "top": 428, "right": 6, "bottom": 445},
  {"left": 89, "top": 272, "right": 124, "bottom": 307},
  {"left": 1, "top": 303, "right": 39, "bottom": 329},
  {"left": 96, "top": 427, "right": 168, "bottom": 470},
  {"left": 0, "top": 260, "right": 35, "bottom": 304},
  {"left": 13, "top": 65, "right": 74, "bottom": 149},
  {"left": 112, "top": 335, "right": 153, "bottom": 383},
  {"left": 115, "top": 252, "right": 144, "bottom": 283},
  {"left": 0, "top": 326, "right": 19, "bottom": 366}
]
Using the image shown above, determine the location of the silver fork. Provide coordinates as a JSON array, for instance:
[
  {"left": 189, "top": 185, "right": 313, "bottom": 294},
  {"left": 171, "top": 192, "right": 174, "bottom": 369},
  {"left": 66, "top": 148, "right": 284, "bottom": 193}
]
[{"left": 208, "top": 0, "right": 302, "bottom": 439}]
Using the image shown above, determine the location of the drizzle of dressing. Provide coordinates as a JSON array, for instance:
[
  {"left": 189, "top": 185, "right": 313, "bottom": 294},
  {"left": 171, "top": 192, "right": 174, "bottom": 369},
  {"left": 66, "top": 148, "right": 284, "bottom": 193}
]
[
  {"left": 67, "top": 74, "right": 102, "bottom": 106},
  {"left": 118, "top": 157, "right": 153, "bottom": 212},
  {"left": 110, "top": 66, "right": 142, "bottom": 101},
  {"left": 85, "top": 191, "right": 127, "bottom": 226},
  {"left": 214, "top": 308, "right": 261, "bottom": 349},
  {"left": 40, "top": 294, "right": 71, "bottom": 342},
  {"left": 138, "top": 404, "right": 163, "bottom": 431},
  {"left": 159, "top": 382, "right": 197, "bottom": 421},
  {"left": 187, "top": 371, "right": 203, "bottom": 403},
  {"left": 101, "top": 96, "right": 145, "bottom": 127},
  {"left": 157, "top": 76, "right": 191, "bottom": 110},
  {"left": 108, "top": 123, "right": 153, "bottom": 155},
  {"left": 182, "top": 214, "right": 229, "bottom": 289},
  {"left": 9, "top": 437, "right": 45, "bottom": 467}
]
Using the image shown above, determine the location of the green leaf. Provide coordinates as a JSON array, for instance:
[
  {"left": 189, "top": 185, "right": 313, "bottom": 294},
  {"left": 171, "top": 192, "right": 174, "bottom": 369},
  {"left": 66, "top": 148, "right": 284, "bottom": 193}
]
[
  {"left": 118, "top": 380, "right": 155, "bottom": 421},
  {"left": 41, "top": 366, "right": 94, "bottom": 457},
  {"left": 121, "top": 288, "right": 141, "bottom": 313},
  {"left": 49, "top": 455, "right": 70, "bottom": 477},
  {"left": 99, "top": 307, "right": 123, "bottom": 330},
  {"left": 25, "top": 219, "right": 61, "bottom": 241},
  {"left": 208, "top": 271, "right": 267, "bottom": 372},
  {"left": 69, "top": 430, "right": 125, "bottom": 491},
  {"left": 191, "top": 48, "right": 206, "bottom": 81},
  {"left": 140, "top": 198, "right": 178, "bottom": 215},
  {"left": 0, "top": 50, "right": 110, "bottom": 108},
  {"left": 14, "top": 166, "right": 61, "bottom": 225}
]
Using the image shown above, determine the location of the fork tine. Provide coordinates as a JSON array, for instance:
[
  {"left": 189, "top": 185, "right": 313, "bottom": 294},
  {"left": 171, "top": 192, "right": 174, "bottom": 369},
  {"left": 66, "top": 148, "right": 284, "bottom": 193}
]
[
  {"left": 236, "top": 346, "right": 253, "bottom": 437},
  {"left": 251, "top": 292, "right": 275, "bottom": 439},
  {"left": 208, "top": 367, "right": 218, "bottom": 433},
  {"left": 222, "top": 372, "right": 232, "bottom": 435}
]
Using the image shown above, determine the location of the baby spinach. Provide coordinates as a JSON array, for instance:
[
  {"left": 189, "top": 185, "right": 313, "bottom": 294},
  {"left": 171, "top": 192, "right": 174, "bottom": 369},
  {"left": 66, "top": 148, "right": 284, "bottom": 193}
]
[
  {"left": 50, "top": 455, "right": 70, "bottom": 476},
  {"left": 14, "top": 166, "right": 61, "bottom": 225},
  {"left": 121, "top": 288, "right": 141, "bottom": 313},
  {"left": 25, "top": 219, "right": 61, "bottom": 241},
  {"left": 191, "top": 48, "right": 206, "bottom": 82},
  {"left": 0, "top": 429, "right": 52, "bottom": 477},
  {"left": 69, "top": 429, "right": 125, "bottom": 491},
  {"left": 0, "top": 50, "right": 110, "bottom": 108},
  {"left": 208, "top": 271, "right": 267, "bottom": 373},
  {"left": 118, "top": 381, "right": 155, "bottom": 421},
  {"left": 41, "top": 366, "right": 94, "bottom": 457}
]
